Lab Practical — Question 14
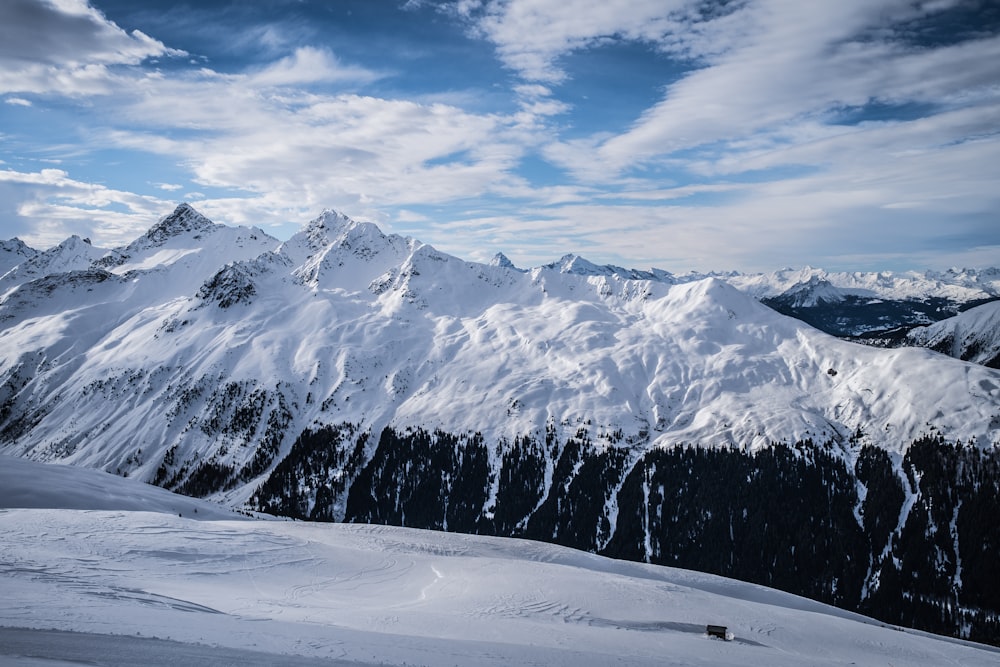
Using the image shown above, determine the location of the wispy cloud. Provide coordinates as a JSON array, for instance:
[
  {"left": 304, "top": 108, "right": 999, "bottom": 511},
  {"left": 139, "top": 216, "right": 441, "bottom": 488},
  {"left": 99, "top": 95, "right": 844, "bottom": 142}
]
[
  {"left": 0, "top": 0, "right": 996, "bottom": 273},
  {"left": 466, "top": 0, "right": 687, "bottom": 82},
  {"left": 247, "top": 47, "right": 383, "bottom": 87},
  {"left": 152, "top": 182, "right": 183, "bottom": 192}
]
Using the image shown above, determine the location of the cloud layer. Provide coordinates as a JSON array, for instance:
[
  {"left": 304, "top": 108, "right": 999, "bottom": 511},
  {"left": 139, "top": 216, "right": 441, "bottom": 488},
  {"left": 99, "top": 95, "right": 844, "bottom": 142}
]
[{"left": 0, "top": 0, "right": 997, "bottom": 271}]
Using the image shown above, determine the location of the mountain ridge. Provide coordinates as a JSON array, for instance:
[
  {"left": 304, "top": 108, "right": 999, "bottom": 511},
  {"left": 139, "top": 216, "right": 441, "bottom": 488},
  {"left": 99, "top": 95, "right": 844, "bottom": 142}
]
[
  {"left": 2, "top": 204, "right": 997, "bottom": 474},
  {"left": 3, "top": 203, "right": 1000, "bottom": 643}
]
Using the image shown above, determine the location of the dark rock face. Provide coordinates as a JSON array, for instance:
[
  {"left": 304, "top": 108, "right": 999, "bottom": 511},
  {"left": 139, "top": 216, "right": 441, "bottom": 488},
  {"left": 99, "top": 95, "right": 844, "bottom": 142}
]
[{"left": 246, "top": 426, "right": 1000, "bottom": 646}]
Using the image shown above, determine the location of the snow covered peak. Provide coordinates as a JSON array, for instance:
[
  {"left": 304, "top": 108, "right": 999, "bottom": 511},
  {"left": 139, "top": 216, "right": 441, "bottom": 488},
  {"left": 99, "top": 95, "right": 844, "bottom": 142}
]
[
  {"left": 284, "top": 209, "right": 376, "bottom": 257},
  {"left": 649, "top": 276, "right": 758, "bottom": 324},
  {"left": 778, "top": 276, "right": 852, "bottom": 307},
  {"left": 0, "top": 238, "right": 34, "bottom": 253},
  {"left": 0, "top": 234, "right": 107, "bottom": 293},
  {"left": 141, "top": 203, "right": 217, "bottom": 246},
  {"left": 311, "top": 208, "right": 355, "bottom": 232},
  {"left": 95, "top": 203, "right": 224, "bottom": 272},
  {"left": 58, "top": 234, "right": 92, "bottom": 251},
  {"left": 540, "top": 253, "right": 677, "bottom": 284},
  {"left": 0, "top": 238, "right": 39, "bottom": 277},
  {"left": 283, "top": 211, "right": 413, "bottom": 289},
  {"left": 547, "top": 253, "right": 609, "bottom": 276},
  {"left": 490, "top": 252, "right": 519, "bottom": 270}
]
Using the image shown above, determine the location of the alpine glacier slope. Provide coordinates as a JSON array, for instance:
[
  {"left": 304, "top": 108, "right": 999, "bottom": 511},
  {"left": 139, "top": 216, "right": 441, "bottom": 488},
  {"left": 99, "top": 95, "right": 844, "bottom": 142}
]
[
  {"left": 2, "top": 456, "right": 997, "bottom": 667},
  {"left": 0, "top": 204, "right": 998, "bottom": 488}
]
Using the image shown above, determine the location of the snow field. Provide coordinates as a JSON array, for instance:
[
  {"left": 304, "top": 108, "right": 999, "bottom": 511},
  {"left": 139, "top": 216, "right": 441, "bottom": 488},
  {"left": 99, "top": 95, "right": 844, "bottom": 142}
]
[{"left": 2, "top": 458, "right": 999, "bottom": 667}]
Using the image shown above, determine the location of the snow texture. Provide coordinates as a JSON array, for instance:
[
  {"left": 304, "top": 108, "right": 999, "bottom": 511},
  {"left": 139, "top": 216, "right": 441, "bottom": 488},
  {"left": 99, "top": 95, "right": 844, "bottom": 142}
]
[{"left": 2, "top": 456, "right": 998, "bottom": 667}]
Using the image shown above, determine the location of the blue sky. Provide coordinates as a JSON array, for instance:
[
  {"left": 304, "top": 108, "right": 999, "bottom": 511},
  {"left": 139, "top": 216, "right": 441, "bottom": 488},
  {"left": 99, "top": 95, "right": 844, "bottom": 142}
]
[{"left": 0, "top": 0, "right": 998, "bottom": 272}]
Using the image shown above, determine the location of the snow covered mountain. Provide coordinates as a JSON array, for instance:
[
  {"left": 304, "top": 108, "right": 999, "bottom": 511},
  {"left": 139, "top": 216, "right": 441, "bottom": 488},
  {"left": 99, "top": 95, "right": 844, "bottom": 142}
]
[
  {"left": 0, "top": 237, "right": 38, "bottom": 277},
  {"left": 731, "top": 268, "right": 1000, "bottom": 337},
  {"left": 2, "top": 204, "right": 1000, "bottom": 644},
  {"left": 2, "top": 205, "right": 995, "bottom": 466},
  {"left": 0, "top": 234, "right": 106, "bottom": 295},
  {"left": 3, "top": 456, "right": 999, "bottom": 667},
  {"left": 724, "top": 266, "right": 1000, "bottom": 302},
  {"left": 903, "top": 300, "right": 1000, "bottom": 369},
  {"left": 502, "top": 256, "right": 1000, "bottom": 337}
]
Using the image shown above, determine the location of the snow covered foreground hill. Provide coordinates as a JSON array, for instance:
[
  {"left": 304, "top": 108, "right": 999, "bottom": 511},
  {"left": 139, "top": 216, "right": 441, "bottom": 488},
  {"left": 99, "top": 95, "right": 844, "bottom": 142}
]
[
  {"left": 2, "top": 457, "right": 998, "bottom": 667},
  {"left": 2, "top": 204, "right": 1000, "bottom": 643}
]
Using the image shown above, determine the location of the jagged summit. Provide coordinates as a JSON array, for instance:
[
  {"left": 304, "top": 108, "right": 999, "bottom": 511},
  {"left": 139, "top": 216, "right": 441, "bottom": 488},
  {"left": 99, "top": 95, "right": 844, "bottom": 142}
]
[
  {"left": 285, "top": 209, "right": 383, "bottom": 257},
  {"left": 310, "top": 208, "right": 355, "bottom": 231},
  {"left": 94, "top": 203, "right": 222, "bottom": 271},
  {"left": 141, "top": 203, "right": 218, "bottom": 246},
  {"left": 540, "top": 253, "right": 677, "bottom": 284},
  {"left": 0, "top": 238, "right": 39, "bottom": 275},
  {"left": 547, "top": 253, "right": 607, "bottom": 276},
  {"left": 0, "top": 234, "right": 107, "bottom": 292},
  {"left": 490, "top": 252, "right": 518, "bottom": 270}
]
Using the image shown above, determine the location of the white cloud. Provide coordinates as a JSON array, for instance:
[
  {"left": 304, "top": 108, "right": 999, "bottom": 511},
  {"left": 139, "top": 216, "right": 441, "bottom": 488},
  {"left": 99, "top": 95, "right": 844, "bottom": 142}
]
[
  {"left": 247, "top": 47, "right": 382, "bottom": 87},
  {"left": 88, "top": 60, "right": 538, "bottom": 226},
  {"left": 2, "top": 0, "right": 996, "bottom": 273},
  {"left": 466, "top": 1, "right": 1000, "bottom": 179},
  {"left": 414, "top": 105, "right": 1000, "bottom": 272},
  {"left": 4, "top": 97, "right": 32, "bottom": 106},
  {"left": 0, "top": 0, "right": 184, "bottom": 95},
  {"left": 599, "top": 23, "right": 1000, "bottom": 171},
  {"left": 0, "top": 168, "right": 170, "bottom": 247},
  {"left": 469, "top": 0, "right": 687, "bottom": 82}
]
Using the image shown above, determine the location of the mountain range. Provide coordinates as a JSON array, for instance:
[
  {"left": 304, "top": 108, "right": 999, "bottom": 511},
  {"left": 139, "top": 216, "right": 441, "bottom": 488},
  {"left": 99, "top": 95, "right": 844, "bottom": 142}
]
[{"left": 2, "top": 204, "right": 999, "bottom": 644}]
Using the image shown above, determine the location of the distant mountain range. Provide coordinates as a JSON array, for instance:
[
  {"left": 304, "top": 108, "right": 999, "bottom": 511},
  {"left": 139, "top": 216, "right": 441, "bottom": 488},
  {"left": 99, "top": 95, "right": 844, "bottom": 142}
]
[{"left": 2, "top": 204, "right": 999, "bottom": 645}]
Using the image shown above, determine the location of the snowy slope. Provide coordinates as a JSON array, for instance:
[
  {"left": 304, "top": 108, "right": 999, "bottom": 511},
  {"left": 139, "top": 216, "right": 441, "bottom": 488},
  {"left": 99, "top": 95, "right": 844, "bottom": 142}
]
[
  {"left": 2, "top": 457, "right": 997, "bottom": 667},
  {"left": 0, "top": 454, "right": 247, "bottom": 520},
  {"left": 906, "top": 300, "right": 1000, "bottom": 369},
  {"left": 1, "top": 205, "right": 998, "bottom": 486},
  {"left": 0, "top": 235, "right": 106, "bottom": 296},
  {"left": 0, "top": 238, "right": 38, "bottom": 278},
  {"left": 94, "top": 202, "right": 279, "bottom": 298}
]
